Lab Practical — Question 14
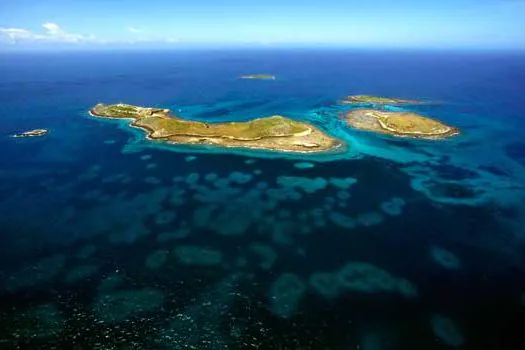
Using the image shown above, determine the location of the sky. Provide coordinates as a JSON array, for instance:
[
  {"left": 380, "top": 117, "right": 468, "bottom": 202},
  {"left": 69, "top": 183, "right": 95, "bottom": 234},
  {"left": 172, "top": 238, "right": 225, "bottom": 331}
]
[{"left": 0, "top": 0, "right": 524, "bottom": 50}]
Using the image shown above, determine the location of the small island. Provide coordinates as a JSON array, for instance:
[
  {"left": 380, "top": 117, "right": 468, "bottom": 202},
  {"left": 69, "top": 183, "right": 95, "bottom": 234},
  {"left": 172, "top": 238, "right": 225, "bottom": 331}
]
[
  {"left": 341, "top": 95, "right": 420, "bottom": 105},
  {"left": 345, "top": 109, "right": 459, "bottom": 140},
  {"left": 90, "top": 103, "right": 343, "bottom": 153},
  {"left": 239, "top": 74, "right": 276, "bottom": 80},
  {"left": 11, "top": 129, "right": 48, "bottom": 138}
]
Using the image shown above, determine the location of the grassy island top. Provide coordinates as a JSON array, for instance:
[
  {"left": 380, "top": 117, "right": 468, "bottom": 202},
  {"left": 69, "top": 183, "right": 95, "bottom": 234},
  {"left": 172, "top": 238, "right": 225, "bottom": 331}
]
[
  {"left": 90, "top": 103, "right": 342, "bottom": 153},
  {"left": 239, "top": 74, "right": 276, "bottom": 80},
  {"left": 346, "top": 109, "right": 459, "bottom": 140},
  {"left": 341, "top": 95, "right": 420, "bottom": 105}
]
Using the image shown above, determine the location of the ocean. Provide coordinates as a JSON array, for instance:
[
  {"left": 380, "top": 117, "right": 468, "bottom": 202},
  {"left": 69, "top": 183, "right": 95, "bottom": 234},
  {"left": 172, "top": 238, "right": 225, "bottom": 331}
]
[{"left": 0, "top": 49, "right": 524, "bottom": 349}]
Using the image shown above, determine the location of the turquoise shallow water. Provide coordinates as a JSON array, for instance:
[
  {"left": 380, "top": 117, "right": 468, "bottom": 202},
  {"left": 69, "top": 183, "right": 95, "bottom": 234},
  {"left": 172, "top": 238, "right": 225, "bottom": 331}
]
[{"left": 0, "top": 50, "right": 525, "bottom": 349}]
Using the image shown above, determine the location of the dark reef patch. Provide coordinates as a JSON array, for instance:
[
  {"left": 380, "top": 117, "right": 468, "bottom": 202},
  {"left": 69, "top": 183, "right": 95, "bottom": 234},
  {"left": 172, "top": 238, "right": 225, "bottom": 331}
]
[
  {"left": 427, "top": 182, "right": 479, "bottom": 200},
  {"left": 505, "top": 142, "right": 525, "bottom": 167},
  {"left": 431, "top": 163, "right": 479, "bottom": 181},
  {"left": 479, "top": 165, "right": 510, "bottom": 177}
]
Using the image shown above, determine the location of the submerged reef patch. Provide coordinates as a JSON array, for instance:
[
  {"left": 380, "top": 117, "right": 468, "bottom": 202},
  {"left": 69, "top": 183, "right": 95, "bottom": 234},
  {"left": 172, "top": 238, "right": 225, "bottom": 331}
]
[
  {"left": 249, "top": 243, "right": 278, "bottom": 270},
  {"left": 294, "top": 162, "right": 315, "bottom": 169},
  {"left": 277, "top": 176, "right": 328, "bottom": 193},
  {"left": 430, "top": 314, "right": 465, "bottom": 347},
  {"left": 410, "top": 176, "right": 482, "bottom": 206},
  {"left": 145, "top": 249, "right": 170, "bottom": 269},
  {"left": 357, "top": 212, "right": 384, "bottom": 227},
  {"left": 76, "top": 244, "right": 98, "bottom": 259},
  {"left": 67, "top": 189, "right": 167, "bottom": 244},
  {"left": 155, "top": 274, "right": 242, "bottom": 348},
  {"left": 3, "top": 254, "right": 66, "bottom": 293},
  {"left": 329, "top": 212, "right": 357, "bottom": 229},
  {"left": 11, "top": 304, "right": 65, "bottom": 340},
  {"left": 337, "top": 262, "right": 417, "bottom": 298},
  {"left": 309, "top": 272, "right": 341, "bottom": 299},
  {"left": 430, "top": 246, "right": 461, "bottom": 270},
  {"left": 329, "top": 177, "right": 358, "bottom": 190},
  {"left": 64, "top": 264, "right": 99, "bottom": 284},
  {"left": 154, "top": 210, "right": 177, "bottom": 226},
  {"left": 269, "top": 273, "right": 306, "bottom": 318},
  {"left": 157, "top": 228, "right": 190, "bottom": 243},
  {"left": 380, "top": 197, "right": 406, "bottom": 216},
  {"left": 97, "top": 273, "right": 125, "bottom": 292},
  {"left": 213, "top": 205, "right": 257, "bottom": 236},
  {"left": 92, "top": 288, "right": 165, "bottom": 324},
  {"left": 174, "top": 245, "right": 223, "bottom": 266},
  {"left": 228, "top": 171, "right": 253, "bottom": 184}
]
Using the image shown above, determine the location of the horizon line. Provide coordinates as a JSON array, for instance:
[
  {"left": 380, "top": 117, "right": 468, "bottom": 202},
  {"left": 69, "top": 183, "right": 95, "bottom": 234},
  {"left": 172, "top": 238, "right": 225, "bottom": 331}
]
[{"left": 2, "top": 45, "right": 525, "bottom": 54}]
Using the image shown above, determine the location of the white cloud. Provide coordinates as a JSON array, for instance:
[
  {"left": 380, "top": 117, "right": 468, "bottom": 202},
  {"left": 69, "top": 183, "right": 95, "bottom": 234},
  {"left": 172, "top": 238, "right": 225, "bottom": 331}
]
[
  {"left": 0, "top": 22, "right": 180, "bottom": 47},
  {"left": 42, "top": 22, "right": 60, "bottom": 34},
  {"left": 0, "top": 28, "right": 33, "bottom": 40},
  {"left": 0, "top": 22, "right": 96, "bottom": 44},
  {"left": 126, "top": 26, "right": 143, "bottom": 34}
]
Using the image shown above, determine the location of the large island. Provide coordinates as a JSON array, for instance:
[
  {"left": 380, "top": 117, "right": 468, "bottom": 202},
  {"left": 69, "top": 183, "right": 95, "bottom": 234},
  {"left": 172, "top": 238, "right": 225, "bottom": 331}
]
[
  {"left": 341, "top": 95, "right": 421, "bottom": 105},
  {"left": 90, "top": 103, "right": 343, "bottom": 153},
  {"left": 346, "top": 109, "right": 459, "bottom": 140}
]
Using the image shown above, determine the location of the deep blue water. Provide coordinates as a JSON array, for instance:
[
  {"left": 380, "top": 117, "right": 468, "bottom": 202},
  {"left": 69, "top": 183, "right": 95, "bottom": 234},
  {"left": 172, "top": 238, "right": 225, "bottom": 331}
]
[{"left": 1, "top": 49, "right": 525, "bottom": 349}]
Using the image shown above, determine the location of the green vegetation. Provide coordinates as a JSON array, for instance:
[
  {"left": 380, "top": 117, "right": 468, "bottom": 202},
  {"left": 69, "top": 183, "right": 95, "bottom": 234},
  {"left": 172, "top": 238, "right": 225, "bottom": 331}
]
[
  {"left": 92, "top": 103, "right": 308, "bottom": 140},
  {"left": 90, "top": 103, "right": 342, "bottom": 153},
  {"left": 346, "top": 109, "right": 459, "bottom": 140},
  {"left": 102, "top": 104, "right": 139, "bottom": 117},
  {"left": 136, "top": 114, "right": 309, "bottom": 140}
]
